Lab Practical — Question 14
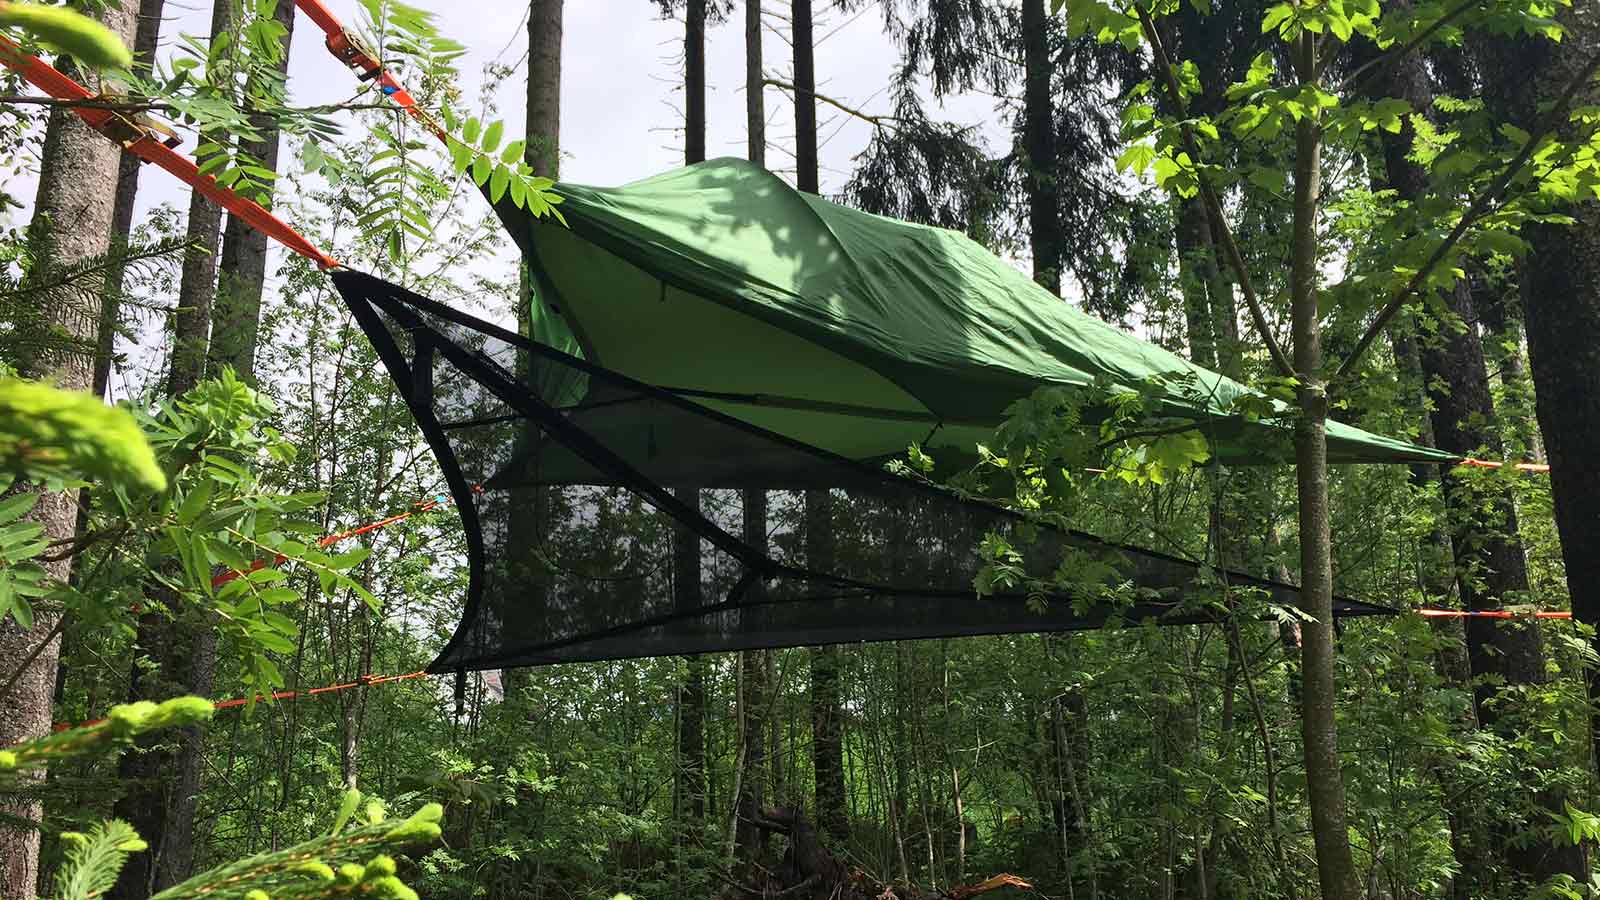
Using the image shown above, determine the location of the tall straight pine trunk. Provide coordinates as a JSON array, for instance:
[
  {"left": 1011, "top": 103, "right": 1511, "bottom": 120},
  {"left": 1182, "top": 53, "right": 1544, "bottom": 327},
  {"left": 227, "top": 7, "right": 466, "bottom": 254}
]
[
  {"left": 734, "top": 0, "right": 770, "bottom": 869},
  {"left": 2, "top": 5, "right": 138, "bottom": 895},
  {"left": 791, "top": 0, "right": 848, "bottom": 847},
  {"left": 111, "top": 5, "right": 237, "bottom": 896},
  {"left": 1020, "top": 0, "right": 1061, "bottom": 296},
  {"left": 212, "top": 0, "right": 296, "bottom": 384},
  {"left": 1476, "top": 0, "right": 1600, "bottom": 776}
]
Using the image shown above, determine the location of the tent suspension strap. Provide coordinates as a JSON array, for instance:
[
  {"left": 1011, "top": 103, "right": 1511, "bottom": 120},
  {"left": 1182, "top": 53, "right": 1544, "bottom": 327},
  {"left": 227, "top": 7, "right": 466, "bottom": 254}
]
[
  {"left": 292, "top": 0, "right": 447, "bottom": 143},
  {"left": 0, "top": 35, "right": 341, "bottom": 269}
]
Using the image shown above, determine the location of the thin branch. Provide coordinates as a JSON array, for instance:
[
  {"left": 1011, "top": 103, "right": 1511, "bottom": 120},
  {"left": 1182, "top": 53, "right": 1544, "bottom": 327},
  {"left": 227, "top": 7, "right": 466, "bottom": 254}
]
[
  {"left": 1095, "top": 419, "right": 1207, "bottom": 452},
  {"left": 1134, "top": 5, "right": 1297, "bottom": 379},
  {"left": 1338, "top": 0, "right": 1485, "bottom": 98},
  {"left": 764, "top": 76, "right": 900, "bottom": 130},
  {"left": 0, "top": 94, "right": 397, "bottom": 114},
  {"left": 1335, "top": 43, "right": 1600, "bottom": 381},
  {"left": 0, "top": 615, "right": 66, "bottom": 703}
]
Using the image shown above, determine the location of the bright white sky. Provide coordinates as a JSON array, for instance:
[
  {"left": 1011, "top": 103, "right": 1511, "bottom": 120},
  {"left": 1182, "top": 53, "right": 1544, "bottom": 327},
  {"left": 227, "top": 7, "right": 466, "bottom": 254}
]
[{"left": 127, "top": 0, "right": 1005, "bottom": 238}]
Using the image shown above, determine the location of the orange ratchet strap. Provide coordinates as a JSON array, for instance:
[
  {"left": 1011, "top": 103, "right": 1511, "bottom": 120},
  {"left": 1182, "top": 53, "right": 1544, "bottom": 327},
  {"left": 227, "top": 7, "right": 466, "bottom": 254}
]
[
  {"left": 293, "top": 0, "right": 447, "bottom": 143},
  {"left": 0, "top": 37, "right": 340, "bottom": 270}
]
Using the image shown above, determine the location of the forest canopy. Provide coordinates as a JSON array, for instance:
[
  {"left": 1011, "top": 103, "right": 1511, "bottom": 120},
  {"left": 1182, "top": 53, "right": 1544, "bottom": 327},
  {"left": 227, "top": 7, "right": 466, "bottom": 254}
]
[{"left": 1, "top": 1, "right": 1599, "bottom": 900}]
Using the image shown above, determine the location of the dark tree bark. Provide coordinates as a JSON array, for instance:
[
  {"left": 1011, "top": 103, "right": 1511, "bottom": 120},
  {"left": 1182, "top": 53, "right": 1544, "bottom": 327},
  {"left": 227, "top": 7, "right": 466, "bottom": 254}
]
[
  {"left": 686, "top": 0, "right": 707, "bottom": 165},
  {"left": 1475, "top": 1, "right": 1600, "bottom": 776},
  {"left": 790, "top": 0, "right": 845, "bottom": 848},
  {"left": 504, "top": 0, "right": 564, "bottom": 706},
  {"left": 674, "top": 487, "right": 707, "bottom": 824},
  {"left": 98, "top": 0, "right": 167, "bottom": 399},
  {"left": 792, "top": 0, "right": 817, "bottom": 194},
  {"left": 1176, "top": 197, "right": 1217, "bottom": 369},
  {"left": 3, "top": 8, "right": 138, "bottom": 894},
  {"left": 746, "top": 0, "right": 765, "bottom": 168},
  {"left": 111, "top": 6, "right": 240, "bottom": 895},
  {"left": 735, "top": 7, "right": 768, "bottom": 863},
  {"left": 1020, "top": 0, "right": 1061, "bottom": 295},
  {"left": 1369, "top": 16, "right": 1580, "bottom": 883},
  {"left": 211, "top": 0, "right": 295, "bottom": 385},
  {"left": 165, "top": 0, "right": 232, "bottom": 398}
]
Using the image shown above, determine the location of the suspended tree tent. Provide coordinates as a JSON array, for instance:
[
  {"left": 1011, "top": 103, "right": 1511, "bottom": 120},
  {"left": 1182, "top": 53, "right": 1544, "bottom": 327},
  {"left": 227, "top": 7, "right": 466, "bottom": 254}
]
[{"left": 330, "top": 158, "right": 1447, "bottom": 673}]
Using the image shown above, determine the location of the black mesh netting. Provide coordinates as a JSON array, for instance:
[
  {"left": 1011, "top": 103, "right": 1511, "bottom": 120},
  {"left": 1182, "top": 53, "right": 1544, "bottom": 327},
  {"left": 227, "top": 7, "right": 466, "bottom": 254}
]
[{"left": 331, "top": 270, "right": 1392, "bottom": 673}]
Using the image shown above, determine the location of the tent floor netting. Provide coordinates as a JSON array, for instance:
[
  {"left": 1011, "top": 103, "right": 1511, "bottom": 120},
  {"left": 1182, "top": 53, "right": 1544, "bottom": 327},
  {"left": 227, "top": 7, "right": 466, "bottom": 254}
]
[{"left": 332, "top": 271, "right": 1393, "bottom": 674}]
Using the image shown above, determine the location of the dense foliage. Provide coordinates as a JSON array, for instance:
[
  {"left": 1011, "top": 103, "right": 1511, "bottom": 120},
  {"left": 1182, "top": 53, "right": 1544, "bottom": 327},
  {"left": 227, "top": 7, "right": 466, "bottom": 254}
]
[{"left": 2, "top": 1, "right": 1599, "bottom": 899}]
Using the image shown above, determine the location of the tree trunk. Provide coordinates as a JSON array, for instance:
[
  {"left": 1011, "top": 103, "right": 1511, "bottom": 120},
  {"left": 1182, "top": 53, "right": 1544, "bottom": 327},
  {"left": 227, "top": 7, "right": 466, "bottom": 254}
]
[
  {"left": 791, "top": 0, "right": 844, "bottom": 849},
  {"left": 686, "top": 0, "right": 706, "bottom": 166},
  {"left": 1372, "top": 23, "right": 1580, "bottom": 882},
  {"left": 98, "top": 0, "right": 167, "bottom": 398},
  {"left": 746, "top": 0, "right": 765, "bottom": 168},
  {"left": 734, "top": 3, "right": 769, "bottom": 867},
  {"left": 1021, "top": 0, "right": 1061, "bottom": 295},
  {"left": 211, "top": 0, "right": 295, "bottom": 385},
  {"left": 3, "top": 12, "right": 137, "bottom": 898},
  {"left": 792, "top": 0, "right": 817, "bottom": 194},
  {"left": 1480, "top": 0, "right": 1600, "bottom": 783},
  {"left": 1286, "top": 33, "right": 1361, "bottom": 900},
  {"left": 673, "top": 487, "right": 707, "bottom": 826},
  {"left": 504, "top": 0, "right": 563, "bottom": 705},
  {"left": 1176, "top": 197, "right": 1217, "bottom": 369},
  {"left": 112, "top": 6, "right": 236, "bottom": 894}
]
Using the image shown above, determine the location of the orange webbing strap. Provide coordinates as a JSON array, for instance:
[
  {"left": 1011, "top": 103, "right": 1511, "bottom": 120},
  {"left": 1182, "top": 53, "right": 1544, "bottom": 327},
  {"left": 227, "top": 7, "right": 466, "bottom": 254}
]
[
  {"left": 211, "top": 495, "right": 447, "bottom": 587},
  {"left": 1459, "top": 457, "right": 1552, "bottom": 474},
  {"left": 1417, "top": 609, "right": 1572, "bottom": 619},
  {"left": 0, "top": 37, "right": 341, "bottom": 270},
  {"left": 54, "top": 670, "right": 432, "bottom": 730},
  {"left": 292, "top": 0, "right": 447, "bottom": 143}
]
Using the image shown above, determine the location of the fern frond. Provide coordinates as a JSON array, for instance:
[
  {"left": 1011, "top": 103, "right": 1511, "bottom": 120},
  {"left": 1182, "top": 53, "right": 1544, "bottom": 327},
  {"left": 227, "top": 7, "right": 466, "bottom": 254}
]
[{"left": 53, "top": 819, "right": 146, "bottom": 900}]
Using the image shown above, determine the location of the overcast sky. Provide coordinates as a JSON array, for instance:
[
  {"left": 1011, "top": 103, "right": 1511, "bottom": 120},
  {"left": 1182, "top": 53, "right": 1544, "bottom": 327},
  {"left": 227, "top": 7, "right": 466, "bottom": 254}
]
[{"left": 111, "top": 0, "right": 1006, "bottom": 234}]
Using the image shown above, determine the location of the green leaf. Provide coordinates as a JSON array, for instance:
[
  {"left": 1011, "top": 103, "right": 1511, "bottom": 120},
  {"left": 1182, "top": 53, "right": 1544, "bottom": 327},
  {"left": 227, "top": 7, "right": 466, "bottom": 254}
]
[
  {"left": 500, "top": 139, "right": 526, "bottom": 165},
  {"left": 0, "top": 2, "right": 133, "bottom": 69},
  {"left": 1116, "top": 143, "right": 1157, "bottom": 176},
  {"left": 461, "top": 117, "right": 481, "bottom": 145},
  {"left": 481, "top": 120, "right": 504, "bottom": 153},
  {"left": 489, "top": 164, "right": 511, "bottom": 203},
  {"left": 175, "top": 479, "right": 213, "bottom": 526},
  {"left": 0, "top": 492, "right": 39, "bottom": 525},
  {"left": 471, "top": 153, "right": 492, "bottom": 186}
]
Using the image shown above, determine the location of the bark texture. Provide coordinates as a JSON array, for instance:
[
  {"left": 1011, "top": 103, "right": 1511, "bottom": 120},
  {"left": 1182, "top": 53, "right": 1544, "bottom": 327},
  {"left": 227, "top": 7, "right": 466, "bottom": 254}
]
[
  {"left": 1477, "top": 0, "right": 1600, "bottom": 774},
  {"left": 1287, "top": 34, "right": 1361, "bottom": 900},
  {"left": 212, "top": 0, "right": 296, "bottom": 385},
  {"left": 3, "top": 8, "right": 138, "bottom": 896},
  {"left": 1021, "top": 0, "right": 1061, "bottom": 295}
]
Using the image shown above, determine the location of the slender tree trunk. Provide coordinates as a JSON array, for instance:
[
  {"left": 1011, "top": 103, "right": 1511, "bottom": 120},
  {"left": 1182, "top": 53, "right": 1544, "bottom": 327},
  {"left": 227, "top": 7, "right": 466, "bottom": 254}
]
[
  {"left": 746, "top": 0, "right": 765, "bottom": 168},
  {"left": 686, "top": 0, "right": 706, "bottom": 166},
  {"left": 673, "top": 487, "right": 707, "bottom": 827},
  {"left": 165, "top": 0, "right": 232, "bottom": 398},
  {"left": 1287, "top": 34, "right": 1361, "bottom": 900},
  {"left": 3, "top": 9, "right": 138, "bottom": 896},
  {"left": 98, "top": 0, "right": 167, "bottom": 398},
  {"left": 212, "top": 0, "right": 295, "bottom": 385},
  {"left": 112, "top": 6, "right": 236, "bottom": 894},
  {"left": 791, "top": 0, "right": 845, "bottom": 848},
  {"left": 1176, "top": 198, "right": 1217, "bottom": 369},
  {"left": 735, "top": 1, "right": 770, "bottom": 868},
  {"left": 792, "top": 0, "right": 817, "bottom": 195},
  {"left": 504, "top": 0, "right": 563, "bottom": 705},
  {"left": 1021, "top": 0, "right": 1061, "bottom": 295}
]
